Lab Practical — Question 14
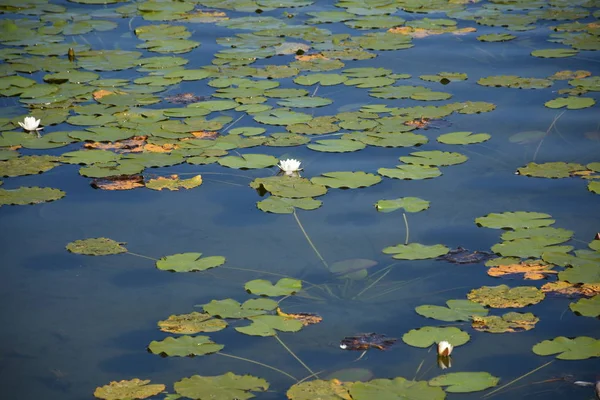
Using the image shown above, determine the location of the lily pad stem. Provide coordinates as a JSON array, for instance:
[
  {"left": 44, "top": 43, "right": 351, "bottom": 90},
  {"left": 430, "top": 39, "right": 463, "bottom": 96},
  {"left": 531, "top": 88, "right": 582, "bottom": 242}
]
[
  {"left": 274, "top": 334, "right": 318, "bottom": 378},
  {"left": 353, "top": 267, "right": 392, "bottom": 299},
  {"left": 126, "top": 251, "right": 158, "bottom": 261},
  {"left": 482, "top": 360, "right": 553, "bottom": 398},
  {"left": 293, "top": 210, "right": 329, "bottom": 270},
  {"left": 403, "top": 213, "right": 409, "bottom": 245},
  {"left": 216, "top": 352, "right": 298, "bottom": 382}
]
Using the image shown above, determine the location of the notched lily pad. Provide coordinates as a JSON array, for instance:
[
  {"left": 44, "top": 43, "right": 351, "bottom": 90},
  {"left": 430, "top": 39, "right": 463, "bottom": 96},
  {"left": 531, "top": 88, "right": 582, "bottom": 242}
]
[
  {"left": 148, "top": 335, "right": 223, "bottom": 357},
  {"left": 476, "top": 211, "right": 555, "bottom": 230},
  {"left": 174, "top": 373, "right": 268, "bottom": 400},
  {"left": 429, "top": 372, "right": 499, "bottom": 393},
  {"left": 375, "top": 197, "right": 430, "bottom": 213},
  {"left": 146, "top": 175, "right": 202, "bottom": 191},
  {"left": 156, "top": 252, "right": 225, "bottom": 272},
  {"left": 66, "top": 237, "right": 127, "bottom": 256},
  {"left": 94, "top": 379, "right": 165, "bottom": 400},
  {"left": 311, "top": 171, "right": 381, "bottom": 189},
  {"left": 383, "top": 243, "right": 449, "bottom": 260},
  {"left": 532, "top": 336, "right": 600, "bottom": 360},
  {"left": 244, "top": 278, "right": 302, "bottom": 297},
  {"left": 402, "top": 326, "right": 470, "bottom": 348},
  {"left": 569, "top": 295, "right": 600, "bottom": 318},
  {"left": 471, "top": 312, "right": 539, "bottom": 333},
  {"left": 235, "top": 315, "right": 304, "bottom": 337},
  {"left": 0, "top": 155, "right": 60, "bottom": 177},
  {"left": 415, "top": 299, "right": 489, "bottom": 322}
]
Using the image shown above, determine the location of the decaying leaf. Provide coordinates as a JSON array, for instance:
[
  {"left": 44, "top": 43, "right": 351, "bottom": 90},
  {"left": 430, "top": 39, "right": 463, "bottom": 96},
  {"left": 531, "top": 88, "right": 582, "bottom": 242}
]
[
  {"left": 85, "top": 136, "right": 147, "bottom": 153},
  {"left": 92, "top": 175, "right": 145, "bottom": 191},
  {"left": 487, "top": 260, "right": 558, "bottom": 280},
  {"left": 339, "top": 333, "right": 397, "bottom": 351},
  {"left": 93, "top": 89, "right": 117, "bottom": 101},
  {"left": 66, "top": 237, "right": 127, "bottom": 256},
  {"left": 94, "top": 379, "right": 165, "bottom": 400},
  {"left": 191, "top": 131, "right": 219, "bottom": 139},
  {"left": 467, "top": 284, "right": 545, "bottom": 308},
  {"left": 145, "top": 174, "right": 202, "bottom": 191},
  {"left": 295, "top": 53, "right": 328, "bottom": 61},
  {"left": 276, "top": 307, "right": 322, "bottom": 326},
  {"left": 287, "top": 379, "right": 352, "bottom": 400},
  {"left": 472, "top": 312, "right": 539, "bottom": 333},
  {"left": 541, "top": 281, "right": 600, "bottom": 297},
  {"left": 158, "top": 312, "right": 228, "bottom": 334},
  {"left": 143, "top": 143, "right": 178, "bottom": 153}
]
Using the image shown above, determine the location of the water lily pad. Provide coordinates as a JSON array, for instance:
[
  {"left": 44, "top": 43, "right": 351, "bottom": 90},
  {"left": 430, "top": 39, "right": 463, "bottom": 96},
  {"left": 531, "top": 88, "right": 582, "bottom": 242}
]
[
  {"left": 311, "top": 171, "right": 381, "bottom": 189},
  {"left": 476, "top": 211, "right": 555, "bottom": 229},
  {"left": 415, "top": 299, "right": 489, "bottom": 322},
  {"left": 250, "top": 176, "right": 327, "bottom": 198},
  {"left": 146, "top": 175, "right": 203, "bottom": 191},
  {"left": 532, "top": 48, "right": 579, "bottom": 58},
  {"left": 277, "top": 97, "right": 332, "bottom": 108},
  {"left": 0, "top": 155, "right": 60, "bottom": 177},
  {"left": 532, "top": 336, "right": 600, "bottom": 360},
  {"left": 94, "top": 379, "right": 165, "bottom": 400},
  {"left": 218, "top": 154, "right": 278, "bottom": 169},
  {"left": 158, "top": 312, "right": 227, "bottom": 334},
  {"left": 402, "top": 326, "right": 470, "bottom": 348},
  {"left": 517, "top": 162, "right": 587, "bottom": 178},
  {"left": 349, "top": 377, "right": 445, "bottom": 400},
  {"left": 437, "top": 131, "right": 490, "bottom": 145},
  {"left": 148, "top": 335, "right": 223, "bottom": 357},
  {"left": 244, "top": 278, "right": 302, "bottom": 297},
  {"left": 66, "top": 237, "right": 127, "bottom": 256},
  {"left": 478, "top": 33, "right": 516, "bottom": 42},
  {"left": 378, "top": 164, "right": 442, "bottom": 180},
  {"left": 429, "top": 372, "right": 499, "bottom": 393},
  {"left": 257, "top": 196, "right": 322, "bottom": 214},
  {"left": 589, "top": 181, "right": 600, "bottom": 194},
  {"left": 202, "top": 298, "right": 268, "bottom": 319},
  {"left": 294, "top": 73, "right": 347, "bottom": 86},
  {"left": 61, "top": 150, "right": 120, "bottom": 165},
  {"left": 467, "top": 285, "right": 544, "bottom": 308},
  {"left": 544, "top": 96, "right": 595, "bottom": 109},
  {"left": 254, "top": 109, "right": 313, "bottom": 126},
  {"left": 383, "top": 243, "right": 449, "bottom": 260},
  {"left": 287, "top": 379, "right": 352, "bottom": 400},
  {"left": 492, "top": 238, "right": 573, "bottom": 258},
  {"left": 330, "top": 259, "right": 376, "bottom": 280},
  {"left": 156, "top": 252, "right": 225, "bottom": 272},
  {"left": 174, "top": 373, "right": 268, "bottom": 400},
  {"left": 569, "top": 295, "right": 600, "bottom": 318},
  {"left": 0, "top": 186, "right": 65, "bottom": 206},
  {"left": 307, "top": 139, "right": 366, "bottom": 153},
  {"left": 375, "top": 197, "right": 430, "bottom": 213},
  {"left": 235, "top": 315, "right": 303, "bottom": 336},
  {"left": 400, "top": 150, "right": 467, "bottom": 166},
  {"left": 471, "top": 312, "right": 539, "bottom": 333}
]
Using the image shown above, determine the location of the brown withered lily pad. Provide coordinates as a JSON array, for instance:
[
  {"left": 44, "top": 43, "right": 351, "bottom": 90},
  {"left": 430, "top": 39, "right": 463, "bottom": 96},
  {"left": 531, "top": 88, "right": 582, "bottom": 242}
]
[
  {"left": 145, "top": 174, "right": 202, "bottom": 191},
  {"left": 472, "top": 312, "right": 539, "bottom": 333},
  {"left": 191, "top": 131, "right": 219, "bottom": 139},
  {"left": 92, "top": 175, "right": 145, "bottom": 191},
  {"left": 487, "top": 260, "right": 558, "bottom": 280},
  {"left": 467, "top": 285, "right": 544, "bottom": 308},
  {"left": 85, "top": 136, "right": 147, "bottom": 153},
  {"left": 276, "top": 307, "right": 322, "bottom": 326},
  {"left": 404, "top": 117, "right": 451, "bottom": 130},
  {"left": 164, "top": 93, "right": 206, "bottom": 104},
  {"left": 541, "top": 281, "right": 600, "bottom": 298},
  {"left": 340, "top": 333, "right": 397, "bottom": 351},
  {"left": 438, "top": 247, "right": 495, "bottom": 264}
]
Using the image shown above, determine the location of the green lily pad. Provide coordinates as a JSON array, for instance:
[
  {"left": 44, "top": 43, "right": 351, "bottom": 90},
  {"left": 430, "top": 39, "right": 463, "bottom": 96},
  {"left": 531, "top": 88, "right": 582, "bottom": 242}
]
[
  {"left": 570, "top": 295, "right": 600, "bottom": 318},
  {"left": 456, "top": 101, "right": 497, "bottom": 114},
  {"left": 235, "top": 315, "right": 304, "bottom": 336},
  {"left": 307, "top": 139, "right": 366, "bottom": 153},
  {"left": 429, "top": 372, "right": 499, "bottom": 393},
  {"left": 79, "top": 161, "right": 145, "bottom": 178},
  {"left": 202, "top": 298, "right": 268, "bottom": 319},
  {"left": 559, "top": 264, "right": 600, "bottom": 285},
  {"left": 532, "top": 48, "right": 579, "bottom": 58},
  {"left": 478, "top": 33, "right": 516, "bottom": 42},
  {"left": 0, "top": 186, "right": 65, "bottom": 206},
  {"left": 501, "top": 227, "right": 573, "bottom": 242},
  {"left": 544, "top": 96, "right": 595, "bottom": 109},
  {"left": 589, "top": 181, "right": 600, "bottom": 194},
  {"left": 244, "top": 278, "right": 302, "bottom": 297},
  {"left": 311, "top": 171, "right": 381, "bottom": 189},
  {"left": 415, "top": 299, "right": 489, "bottom": 322},
  {"left": 148, "top": 336, "right": 223, "bottom": 357},
  {"left": 375, "top": 197, "right": 430, "bottom": 213},
  {"left": 378, "top": 164, "right": 442, "bottom": 180},
  {"left": 476, "top": 211, "right": 555, "bottom": 230},
  {"left": 0, "top": 155, "right": 60, "bottom": 177},
  {"left": 277, "top": 97, "right": 332, "bottom": 108},
  {"left": 156, "top": 252, "right": 225, "bottom": 272},
  {"left": 218, "top": 154, "right": 278, "bottom": 169},
  {"left": 532, "top": 336, "right": 600, "bottom": 360},
  {"left": 346, "top": 131, "right": 427, "bottom": 148},
  {"left": 400, "top": 150, "right": 467, "bottom": 166},
  {"left": 264, "top": 133, "right": 310, "bottom": 147},
  {"left": 287, "top": 379, "right": 352, "bottom": 400},
  {"left": 158, "top": 312, "right": 228, "bottom": 334},
  {"left": 294, "top": 73, "right": 348, "bottom": 86},
  {"left": 61, "top": 150, "right": 120, "bottom": 165},
  {"left": 472, "top": 312, "right": 539, "bottom": 333},
  {"left": 437, "top": 131, "right": 491, "bottom": 145},
  {"left": 467, "top": 285, "right": 545, "bottom": 308},
  {"left": 174, "top": 373, "right": 268, "bottom": 400},
  {"left": 517, "top": 162, "right": 587, "bottom": 178},
  {"left": 383, "top": 243, "right": 449, "bottom": 260},
  {"left": 402, "top": 326, "right": 470, "bottom": 348},
  {"left": 257, "top": 196, "right": 322, "bottom": 214},
  {"left": 492, "top": 238, "right": 573, "bottom": 258},
  {"left": 349, "top": 377, "right": 445, "bottom": 400},
  {"left": 250, "top": 176, "right": 327, "bottom": 198},
  {"left": 66, "top": 237, "right": 127, "bottom": 256},
  {"left": 254, "top": 109, "right": 313, "bottom": 126}
]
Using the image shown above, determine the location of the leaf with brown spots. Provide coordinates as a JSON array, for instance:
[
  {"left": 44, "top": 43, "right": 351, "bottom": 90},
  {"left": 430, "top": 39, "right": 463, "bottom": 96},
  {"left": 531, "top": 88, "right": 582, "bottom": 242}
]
[
  {"left": 467, "top": 285, "right": 544, "bottom": 308},
  {"left": 145, "top": 174, "right": 202, "bottom": 191},
  {"left": 487, "top": 260, "right": 558, "bottom": 280},
  {"left": 93, "top": 89, "right": 118, "bottom": 101},
  {"left": 92, "top": 175, "right": 145, "bottom": 191},
  {"left": 276, "top": 307, "right": 322, "bottom": 326},
  {"left": 541, "top": 281, "right": 600, "bottom": 298},
  {"left": 472, "top": 312, "right": 539, "bottom": 333},
  {"left": 85, "top": 136, "right": 147, "bottom": 153},
  {"left": 94, "top": 379, "right": 165, "bottom": 400},
  {"left": 295, "top": 53, "right": 328, "bottom": 61},
  {"left": 158, "top": 312, "right": 227, "bottom": 334},
  {"left": 143, "top": 143, "right": 178, "bottom": 153},
  {"left": 191, "top": 131, "right": 219, "bottom": 139}
]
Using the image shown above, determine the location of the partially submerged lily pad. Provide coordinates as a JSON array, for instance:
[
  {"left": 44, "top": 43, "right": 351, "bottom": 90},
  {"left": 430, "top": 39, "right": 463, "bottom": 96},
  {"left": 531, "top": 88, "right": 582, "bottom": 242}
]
[
  {"left": 415, "top": 299, "right": 489, "bottom": 322},
  {"left": 66, "top": 238, "right": 127, "bottom": 256},
  {"left": 257, "top": 196, "right": 322, "bottom": 214}
]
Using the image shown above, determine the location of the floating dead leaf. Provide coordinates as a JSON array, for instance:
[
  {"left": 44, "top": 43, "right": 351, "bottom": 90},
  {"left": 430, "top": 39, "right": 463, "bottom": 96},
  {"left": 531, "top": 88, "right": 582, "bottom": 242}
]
[
  {"left": 276, "top": 307, "right": 322, "bottom": 326},
  {"left": 388, "top": 26, "right": 414, "bottom": 35},
  {"left": 94, "top": 378, "right": 165, "bottom": 400},
  {"left": 549, "top": 70, "right": 591, "bottom": 80},
  {"left": 158, "top": 312, "right": 227, "bottom": 334},
  {"left": 145, "top": 174, "right": 202, "bottom": 191},
  {"left": 571, "top": 170, "right": 594, "bottom": 177},
  {"left": 467, "top": 285, "right": 544, "bottom": 308},
  {"left": 191, "top": 131, "right": 219, "bottom": 139},
  {"left": 339, "top": 333, "right": 397, "bottom": 351},
  {"left": 472, "top": 312, "right": 539, "bottom": 333},
  {"left": 404, "top": 117, "right": 431, "bottom": 129},
  {"left": 143, "top": 143, "right": 177, "bottom": 153},
  {"left": 92, "top": 175, "right": 145, "bottom": 191},
  {"left": 541, "top": 281, "right": 600, "bottom": 298},
  {"left": 295, "top": 53, "right": 328, "bottom": 61},
  {"left": 93, "top": 89, "right": 116, "bottom": 101},
  {"left": 85, "top": 136, "right": 147, "bottom": 153},
  {"left": 487, "top": 260, "right": 558, "bottom": 280},
  {"left": 451, "top": 27, "right": 477, "bottom": 35}
]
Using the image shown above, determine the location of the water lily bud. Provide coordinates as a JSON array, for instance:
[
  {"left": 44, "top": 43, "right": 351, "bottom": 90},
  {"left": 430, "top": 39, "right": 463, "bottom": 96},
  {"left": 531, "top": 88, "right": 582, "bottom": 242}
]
[{"left": 437, "top": 340, "right": 453, "bottom": 357}]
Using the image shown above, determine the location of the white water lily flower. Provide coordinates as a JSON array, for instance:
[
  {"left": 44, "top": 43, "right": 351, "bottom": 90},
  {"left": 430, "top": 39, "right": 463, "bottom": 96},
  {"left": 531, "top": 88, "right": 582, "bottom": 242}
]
[
  {"left": 18, "top": 116, "right": 42, "bottom": 134},
  {"left": 278, "top": 158, "right": 302, "bottom": 176},
  {"left": 437, "top": 340, "right": 453, "bottom": 357}
]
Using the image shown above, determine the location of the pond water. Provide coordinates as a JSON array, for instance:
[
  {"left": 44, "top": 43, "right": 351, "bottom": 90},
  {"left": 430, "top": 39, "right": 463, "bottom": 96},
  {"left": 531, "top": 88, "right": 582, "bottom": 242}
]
[{"left": 0, "top": 0, "right": 599, "bottom": 399}]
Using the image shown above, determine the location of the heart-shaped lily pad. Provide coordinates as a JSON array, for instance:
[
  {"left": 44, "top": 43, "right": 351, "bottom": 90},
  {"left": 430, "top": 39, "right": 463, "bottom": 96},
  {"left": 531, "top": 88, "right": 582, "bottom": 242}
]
[
  {"left": 156, "top": 252, "right": 225, "bottom": 272},
  {"left": 402, "top": 326, "right": 470, "bottom": 348},
  {"left": 429, "top": 372, "right": 499, "bottom": 393},
  {"left": 532, "top": 336, "right": 600, "bottom": 360},
  {"left": 383, "top": 243, "right": 449, "bottom": 260},
  {"left": 244, "top": 278, "right": 302, "bottom": 297},
  {"left": 148, "top": 335, "right": 223, "bottom": 357}
]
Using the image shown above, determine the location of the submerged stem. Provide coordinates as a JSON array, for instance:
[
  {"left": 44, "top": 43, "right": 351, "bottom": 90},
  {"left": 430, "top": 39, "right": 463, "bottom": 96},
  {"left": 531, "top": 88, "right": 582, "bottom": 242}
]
[
  {"left": 216, "top": 352, "right": 298, "bottom": 381},
  {"left": 274, "top": 335, "right": 318, "bottom": 378},
  {"left": 353, "top": 268, "right": 392, "bottom": 299},
  {"left": 482, "top": 360, "right": 554, "bottom": 398},
  {"left": 403, "top": 213, "right": 409, "bottom": 245},
  {"left": 126, "top": 251, "right": 158, "bottom": 261},
  {"left": 533, "top": 111, "right": 565, "bottom": 162},
  {"left": 293, "top": 210, "right": 329, "bottom": 270}
]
